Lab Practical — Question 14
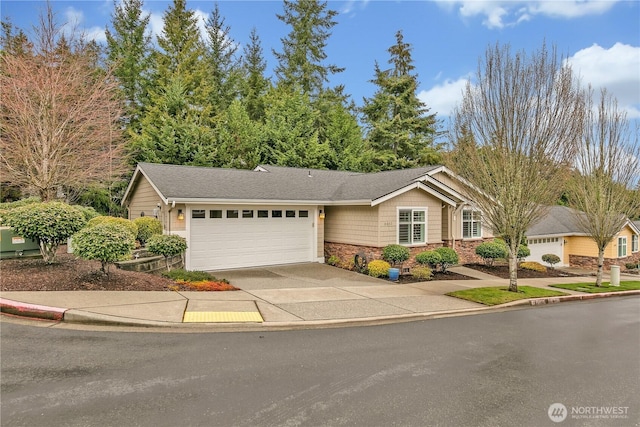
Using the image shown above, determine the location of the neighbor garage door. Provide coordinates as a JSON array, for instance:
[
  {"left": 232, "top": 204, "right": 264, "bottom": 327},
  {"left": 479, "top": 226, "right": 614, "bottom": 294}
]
[
  {"left": 526, "top": 237, "right": 565, "bottom": 266},
  {"left": 188, "top": 205, "right": 315, "bottom": 270}
]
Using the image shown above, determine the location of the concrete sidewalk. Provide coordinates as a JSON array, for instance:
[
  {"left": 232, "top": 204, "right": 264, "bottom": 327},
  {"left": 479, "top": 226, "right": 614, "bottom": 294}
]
[{"left": 1, "top": 265, "right": 638, "bottom": 329}]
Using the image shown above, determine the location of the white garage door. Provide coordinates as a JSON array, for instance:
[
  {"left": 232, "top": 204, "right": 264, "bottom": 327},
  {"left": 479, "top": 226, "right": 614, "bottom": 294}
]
[
  {"left": 526, "top": 237, "right": 565, "bottom": 266},
  {"left": 188, "top": 205, "right": 315, "bottom": 271}
]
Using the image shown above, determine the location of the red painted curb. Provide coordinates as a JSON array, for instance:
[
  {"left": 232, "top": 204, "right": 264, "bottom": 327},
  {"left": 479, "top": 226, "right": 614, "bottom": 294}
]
[{"left": 0, "top": 298, "right": 66, "bottom": 321}]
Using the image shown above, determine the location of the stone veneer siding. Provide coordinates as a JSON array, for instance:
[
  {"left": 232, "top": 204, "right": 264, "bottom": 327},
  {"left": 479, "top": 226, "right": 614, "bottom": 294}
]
[
  {"left": 569, "top": 252, "right": 640, "bottom": 271},
  {"left": 325, "top": 239, "right": 489, "bottom": 271}
]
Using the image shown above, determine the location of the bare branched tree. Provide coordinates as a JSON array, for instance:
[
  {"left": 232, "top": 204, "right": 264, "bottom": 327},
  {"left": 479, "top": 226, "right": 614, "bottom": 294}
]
[
  {"left": 0, "top": 5, "right": 126, "bottom": 201},
  {"left": 448, "top": 42, "right": 585, "bottom": 292},
  {"left": 568, "top": 87, "right": 640, "bottom": 286}
]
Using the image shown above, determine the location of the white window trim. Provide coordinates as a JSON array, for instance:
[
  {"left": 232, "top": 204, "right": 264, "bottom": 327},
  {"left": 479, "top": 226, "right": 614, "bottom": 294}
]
[
  {"left": 397, "top": 207, "right": 427, "bottom": 246},
  {"left": 618, "top": 236, "right": 627, "bottom": 257},
  {"left": 632, "top": 234, "right": 639, "bottom": 253},
  {"left": 461, "top": 208, "right": 483, "bottom": 240}
]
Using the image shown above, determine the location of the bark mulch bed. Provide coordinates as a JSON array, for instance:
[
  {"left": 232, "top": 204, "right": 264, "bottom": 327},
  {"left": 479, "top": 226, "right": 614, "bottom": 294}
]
[
  {"left": 394, "top": 270, "right": 476, "bottom": 284},
  {"left": 463, "top": 263, "right": 585, "bottom": 279},
  {"left": 2, "top": 250, "right": 182, "bottom": 291}
]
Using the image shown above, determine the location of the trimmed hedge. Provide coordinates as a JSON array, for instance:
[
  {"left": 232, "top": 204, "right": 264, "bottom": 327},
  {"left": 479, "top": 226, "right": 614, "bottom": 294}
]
[
  {"left": 520, "top": 261, "right": 547, "bottom": 272},
  {"left": 435, "top": 247, "right": 459, "bottom": 272},
  {"left": 87, "top": 216, "right": 137, "bottom": 239},
  {"left": 415, "top": 250, "right": 441, "bottom": 269},
  {"left": 147, "top": 234, "right": 187, "bottom": 271},
  {"left": 382, "top": 244, "right": 410, "bottom": 266},
  {"left": 133, "top": 216, "right": 162, "bottom": 245},
  {"left": 475, "top": 241, "right": 508, "bottom": 266},
  {"left": 542, "top": 254, "right": 561, "bottom": 267},
  {"left": 73, "top": 222, "right": 136, "bottom": 273},
  {"left": 411, "top": 266, "right": 433, "bottom": 280}
]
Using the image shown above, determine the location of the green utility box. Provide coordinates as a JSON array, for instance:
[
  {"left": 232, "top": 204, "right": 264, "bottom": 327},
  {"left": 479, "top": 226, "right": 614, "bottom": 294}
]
[{"left": 0, "top": 227, "right": 40, "bottom": 259}]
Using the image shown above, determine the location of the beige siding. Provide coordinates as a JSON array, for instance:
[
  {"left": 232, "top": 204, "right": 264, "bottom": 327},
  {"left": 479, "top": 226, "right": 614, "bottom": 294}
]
[
  {"left": 431, "top": 171, "right": 467, "bottom": 195},
  {"left": 378, "top": 189, "right": 443, "bottom": 246},
  {"left": 170, "top": 203, "right": 186, "bottom": 232},
  {"left": 128, "top": 176, "right": 162, "bottom": 222},
  {"left": 324, "top": 205, "right": 379, "bottom": 246}
]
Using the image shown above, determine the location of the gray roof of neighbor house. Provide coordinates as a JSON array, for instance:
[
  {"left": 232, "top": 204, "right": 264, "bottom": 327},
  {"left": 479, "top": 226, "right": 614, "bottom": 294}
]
[
  {"left": 125, "top": 162, "right": 452, "bottom": 205},
  {"left": 527, "top": 205, "right": 587, "bottom": 237},
  {"left": 528, "top": 205, "right": 640, "bottom": 237}
]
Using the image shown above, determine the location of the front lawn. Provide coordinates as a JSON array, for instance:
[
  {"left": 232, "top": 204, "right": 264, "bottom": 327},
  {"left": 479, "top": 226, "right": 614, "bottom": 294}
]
[
  {"left": 550, "top": 281, "right": 640, "bottom": 293},
  {"left": 447, "top": 286, "right": 569, "bottom": 306}
]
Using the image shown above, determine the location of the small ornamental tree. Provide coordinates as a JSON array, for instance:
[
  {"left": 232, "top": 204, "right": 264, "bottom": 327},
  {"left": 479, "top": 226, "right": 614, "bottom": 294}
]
[
  {"left": 86, "top": 216, "right": 138, "bottom": 238},
  {"left": 382, "top": 244, "right": 410, "bottom": 268},
  {"left": 133, "top": 216, "right": 162, "bottom": 245},
  {"left": 517, "top": 244, "right": 531, "bottom": 261},
  {"left": 415, "top": 250, "right": 441, "bottom": 270},
  {"left": 147, "top": 234, "right": 187, "bottom": 271},
  {"left": 475, "top": 241, "right": 508, "bottom": 266},
  {"left": 434, "top": 247, "right": 459, "bottom": 272},
  {"left": 3, "top": 202, "right": 86, "bottom": 263},
  {"left": 72, "top": 223, "right": 136, "bottom": 274},
  {"left": 542, "top": 254, "right": 561, "bottom": 269}
]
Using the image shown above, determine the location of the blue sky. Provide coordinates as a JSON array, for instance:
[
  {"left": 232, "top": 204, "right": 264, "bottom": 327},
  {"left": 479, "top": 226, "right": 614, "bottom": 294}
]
[{"left": 2, "top": 0, "right": 639, "bottom": 122}]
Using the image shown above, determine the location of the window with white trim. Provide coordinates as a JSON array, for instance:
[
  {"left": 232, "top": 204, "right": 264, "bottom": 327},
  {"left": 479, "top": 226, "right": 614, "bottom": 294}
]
[
  {"left": 462, "top": 209, "right": 482, "bottom": 239},
  {"left": 632, "top": 234, "right": 638, "bottom": 253},
  {"left": 398, "top": 209, "right": 426, "bottom": 244},
  {"left": 618, "top": 237, "right": 627, "bottom": 257}
]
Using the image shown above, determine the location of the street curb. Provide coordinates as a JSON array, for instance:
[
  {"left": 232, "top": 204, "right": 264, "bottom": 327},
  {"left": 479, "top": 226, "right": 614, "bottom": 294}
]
[
  {"left": 0, "top": 298, "right": 66, "bottom": 321},
  {"left": 1, "top": 291, "right": 639, "bottom": 330}
]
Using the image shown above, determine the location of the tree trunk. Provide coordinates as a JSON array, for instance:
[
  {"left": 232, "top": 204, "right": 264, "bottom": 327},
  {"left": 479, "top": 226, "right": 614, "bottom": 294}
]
[
  {"left": 508, "top": 252, "right": 519, "bottom": 292},
  {"left": 595, "top": 248, "right": 605, "bottom": 287}
]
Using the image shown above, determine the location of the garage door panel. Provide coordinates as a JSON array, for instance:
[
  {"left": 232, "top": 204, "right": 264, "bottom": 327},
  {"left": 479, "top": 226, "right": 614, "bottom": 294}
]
[{"left": 188, "top": 205, "right": 314, "bottom": 270}]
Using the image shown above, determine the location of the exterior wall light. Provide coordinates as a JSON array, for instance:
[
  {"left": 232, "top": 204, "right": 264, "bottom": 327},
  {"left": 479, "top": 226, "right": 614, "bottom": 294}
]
[
  {"left": 319, "top": 209, "right": 325, "bottom": 219},
  {"left": 177, "top": 209, "right": 184, "bottom": 220}
]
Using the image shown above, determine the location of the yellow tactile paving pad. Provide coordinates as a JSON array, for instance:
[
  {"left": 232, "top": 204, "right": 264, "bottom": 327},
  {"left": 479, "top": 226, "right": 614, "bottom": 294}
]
[{"left": 183, "top": 311, "right": 263, "bottom": 323}]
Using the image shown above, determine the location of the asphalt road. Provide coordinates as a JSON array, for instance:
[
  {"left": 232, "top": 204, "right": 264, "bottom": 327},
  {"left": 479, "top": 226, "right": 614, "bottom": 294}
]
[{"left": 1, "top": 298, "right": 639, "bottom": 427}]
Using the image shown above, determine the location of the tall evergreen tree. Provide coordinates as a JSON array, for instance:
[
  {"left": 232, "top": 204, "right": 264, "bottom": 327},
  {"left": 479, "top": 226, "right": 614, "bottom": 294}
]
[
  {"left": 273, "top": 0, "right": 343, "bottom": 98},
  {"left": 240, "top": 27, "right": 270, "bottom": 122},
  {"left": 217, "top": 100, "right": 263, "bottom": 169},
  {"left": 105, "top": 0, "right": 151, "bottom": 136},
  {"left": 131, "top": 0, "right": 214, "bottom": 164},
  {"left": 362, "top": 30, "right": 440, "bottom": 170},
  {"left": 204, "top": 3, "right": 240, "bottom": 114}
]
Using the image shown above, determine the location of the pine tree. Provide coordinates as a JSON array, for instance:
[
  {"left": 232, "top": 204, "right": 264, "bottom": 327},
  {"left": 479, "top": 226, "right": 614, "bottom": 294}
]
[
  {"left": 273, "top": 0, "right": 343, "bottom": 98},
  {"left": 362, "top": 30, "right": 440, "bottom": 170},
  {"left": 204, "top": 3, "right": 241, "bottom": 115},
  {"left": 217, "top": 100, "right": 263, "bottom": 169},
  {"left": 132, "top": 0, "right": 214, "bottom": 165},
  {"left": 105, "top": 0, "right": 152, "bottom": 137},
  {"left": 240, "top": 27, "right": 270, "bottom": 122}
]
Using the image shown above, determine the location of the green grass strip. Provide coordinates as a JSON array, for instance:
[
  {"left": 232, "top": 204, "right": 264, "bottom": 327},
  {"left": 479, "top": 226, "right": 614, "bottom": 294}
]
[
  {"left": 447, "top": 286, "right": 569, "bottom": 306},
  {"left": 550, "top": 281, "right": 640, "bottom": 293}
]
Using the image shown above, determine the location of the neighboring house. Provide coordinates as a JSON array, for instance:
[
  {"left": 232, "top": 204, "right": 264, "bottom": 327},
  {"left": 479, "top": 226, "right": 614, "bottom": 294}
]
[
  {"left": 526, "top": 205, "right": 640, "bottom": 269},
  {"left": 122, "top": 163, "right": 494, "bottom": 271}
]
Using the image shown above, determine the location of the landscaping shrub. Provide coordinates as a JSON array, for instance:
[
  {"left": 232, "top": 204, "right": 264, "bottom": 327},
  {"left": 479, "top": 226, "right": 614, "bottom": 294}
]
[
  {"left": 542, "top": 254, "right": 561, "bottom": 268},
  {"left": 382, "top": 244, "right": 410, "bottom": 267},
  {"left": 87, "top": 216, "right": 138, "bottom": 239},
  {"left": 415, "top": 250, "right": 441, "bottom": 269},
  {"left": 147, "top": 234, "right": 187, "bottom": 271},
  {"left": 173, "top": 280, "right": 238, "bottom": 292},
  {"left": 3, "top": 202, "right": 86, "bottom": 263},
  {"left": 367, "top": 260, "right": 391, "bottom": 278},
  {"left": 517, "top": 244, "right": 531, "bottom": 261},
  {"left": 327, "top": 255, "right": 341, "bottom": 266},
  {"left": 133, "top": 216, "right": 162, "bottom": 245},
  {"left": 520, "top": 261, "right": 547, "bottom": 273},
  {"left": 76, "top": 206, "right": 100, "bottom": 222},
  {"left": 625, "top": 262, "right": 639, "bottom": 270},
  {"left": 72, "top": 222, "right": 136, "bottom": 273},
  {"left": 411, "top": 266, "right": 433, "bottom": 280},
  {"left": 162, "top": 269, "right": 215, "bottom": 282},
  {"left": 475, "top": 241, "right": 508, "bottom": 266},
  {"left": 435, "top": 247, "right": 459, "bottom": 272}
]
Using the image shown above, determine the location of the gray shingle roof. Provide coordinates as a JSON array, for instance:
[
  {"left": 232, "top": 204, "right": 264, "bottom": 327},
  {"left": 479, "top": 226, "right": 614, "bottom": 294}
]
[
  {"left": 527, "top": 205, "right": 587, "bottom": 237},
  {"left": 134, "top": 162, "right": 442, "bottom": 203}
]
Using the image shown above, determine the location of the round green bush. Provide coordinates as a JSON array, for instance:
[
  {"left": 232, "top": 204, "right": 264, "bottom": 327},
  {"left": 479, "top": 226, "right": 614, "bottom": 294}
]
[
  {"left": 367, "top": 259, "right": 391, "bottom": 278},
  {"left": 76, "top": 206, "right": 100, "bottom": 222},
  {"left": 542, "top": 254, "right": 561, "bottom": 267},
  {"left": 382, "top": 244, "right": 410, "bottom": 266},
  {"left": 434, "top": 247, "right": 459, "bottom": 272},
  {"left": 73, "top": 223, "right": 136, "bottom": 273},
  {"left": 415, "top": 250, "right": 441, "bottom": 268},
  {"left": 475, "top": 241, "right": 508, "bottom": 266},
  {"left": 411, "top": 266, "right": 433, "bottom": 280},
  {"left": 147, "top": 234, "right": 187, "bottom": 271},
  {"left": 87, "top": 216, "right": 137, "bottom": 239},
  {"left": 133, "top": 216, "right": 163, "bottom": 245},
  {"left": 517, "top": 245, "right": 531, "bottom": 260},
  {"left": 3, "top": 202, "right": 86, "bottom": 263}
]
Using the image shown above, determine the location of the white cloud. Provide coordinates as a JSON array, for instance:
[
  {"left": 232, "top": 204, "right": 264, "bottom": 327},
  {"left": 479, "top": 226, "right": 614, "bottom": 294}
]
[
  {"left": 566, "top": 43, "right": 640, "bottom": 118},
  {"left": 435, "top": 0, "right": 619, "bottom": 29},
  {"left": 63, "top": 7, "right": 106, "bottom": 43},
  {"left": 143, "top": 8, "right": 209, "bottom": 42},
  {"left": 418, "top": 76, "right": 470, "bottom": 119}
]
